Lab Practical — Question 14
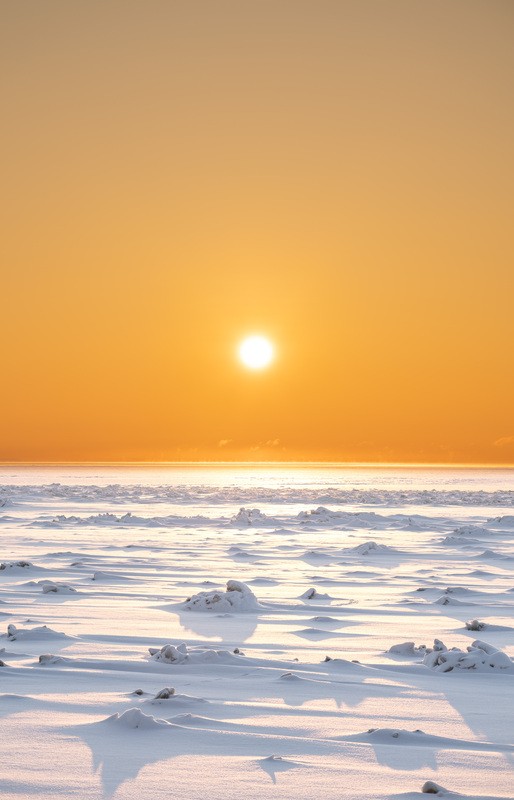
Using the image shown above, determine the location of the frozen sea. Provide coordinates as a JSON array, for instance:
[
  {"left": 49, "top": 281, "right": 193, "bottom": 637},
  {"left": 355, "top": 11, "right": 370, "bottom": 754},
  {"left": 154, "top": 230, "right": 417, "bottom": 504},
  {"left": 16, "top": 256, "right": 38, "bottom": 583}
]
[{"left": 0, "top": 465, "right": 513, "bottom": 799}]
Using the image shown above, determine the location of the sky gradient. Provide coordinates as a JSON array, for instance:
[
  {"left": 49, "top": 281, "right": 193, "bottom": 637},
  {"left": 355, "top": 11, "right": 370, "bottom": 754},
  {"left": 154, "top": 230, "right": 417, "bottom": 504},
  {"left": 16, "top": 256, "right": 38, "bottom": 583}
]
[{"left": 2, "top": 1, "right": 514, "bottom": 463}]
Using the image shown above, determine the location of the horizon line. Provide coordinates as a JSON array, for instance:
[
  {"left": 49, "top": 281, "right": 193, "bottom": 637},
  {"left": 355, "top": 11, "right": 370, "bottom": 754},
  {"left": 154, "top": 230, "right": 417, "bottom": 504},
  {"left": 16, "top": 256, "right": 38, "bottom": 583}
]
[{"left": 1, "top": 460, "right": 514, "bottom": 469}]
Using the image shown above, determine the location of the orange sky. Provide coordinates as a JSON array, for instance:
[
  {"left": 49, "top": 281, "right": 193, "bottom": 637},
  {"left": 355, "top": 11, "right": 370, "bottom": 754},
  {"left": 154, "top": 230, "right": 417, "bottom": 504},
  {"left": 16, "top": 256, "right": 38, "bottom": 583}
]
[{"left": 2, "top": 1, "right": 514, "bottom": 464}]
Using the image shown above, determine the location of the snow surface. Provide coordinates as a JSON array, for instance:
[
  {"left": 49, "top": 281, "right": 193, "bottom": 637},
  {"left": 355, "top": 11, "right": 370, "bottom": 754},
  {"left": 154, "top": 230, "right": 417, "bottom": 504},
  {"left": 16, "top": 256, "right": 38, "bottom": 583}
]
[{"left": 0, "top": 465, "right": 513, "bottom": 799}]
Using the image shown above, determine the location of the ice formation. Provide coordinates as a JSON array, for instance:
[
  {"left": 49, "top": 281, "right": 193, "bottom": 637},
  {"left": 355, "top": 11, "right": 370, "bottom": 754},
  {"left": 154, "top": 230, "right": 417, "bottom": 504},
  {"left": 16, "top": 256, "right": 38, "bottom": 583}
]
[
  {"left": 148, "top": 642, "right": 245, "bottom": 665},
  {"left": 423, "top": 639, "right": 514, "bottom": 672},
  {"left": 230, "top": 507, "right": 270, "bottom": 526}
]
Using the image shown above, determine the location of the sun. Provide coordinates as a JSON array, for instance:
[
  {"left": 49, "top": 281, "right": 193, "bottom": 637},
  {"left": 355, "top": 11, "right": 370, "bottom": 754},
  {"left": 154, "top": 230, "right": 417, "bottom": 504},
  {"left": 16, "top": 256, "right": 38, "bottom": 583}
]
[{"left": 238, "top": 335, "right": 274, "bottom": 370}]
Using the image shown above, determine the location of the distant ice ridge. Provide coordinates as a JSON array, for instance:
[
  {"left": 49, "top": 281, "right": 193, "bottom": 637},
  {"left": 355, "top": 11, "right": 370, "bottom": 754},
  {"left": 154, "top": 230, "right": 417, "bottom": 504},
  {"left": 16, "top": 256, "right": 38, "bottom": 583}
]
[
  {"left": 29, "top": 511, "right": 212, "bottom": 528},
  {"left": 14, "top": 504, "right": 514, "bottom": 534},
  {"left": 20, "top": 505, "right": 437, "bottom": 529},
  {"left": 297, "top": 507, "right": 385, "bottom": 526},
  {"left": 2, "top": 483, "right": 514, "bottom": 507}
]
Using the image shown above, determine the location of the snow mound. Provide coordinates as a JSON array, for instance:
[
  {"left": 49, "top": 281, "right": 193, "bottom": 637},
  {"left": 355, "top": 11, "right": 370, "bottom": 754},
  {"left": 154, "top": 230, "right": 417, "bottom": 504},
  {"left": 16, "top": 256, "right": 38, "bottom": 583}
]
[
  {"left": 230, "top": 508, "right": 270, "bottom": 526},
  {"left": 149, "top": 643, "right": 189, "bottom": 664},
  {"left": 444, "top": 586, "right": 480, "bottom": 595},
  {"left": 453, "top": 524, "right": 490, "bottom": 537},
  {"left": 345, "top": 541, "right": 396, "bottom": 556},
  {"left": 38, "top": 653, "right": 69, "bottom": 665},
  {"left": 490, "top": 515, "right": 514, "bottom": 528},
  {"left": 0, "top": 560, "right": 32, "bottom": 571},
  {"left": 433, "top": 595, "right": 473, "bottom": 606},
  {"left": 4, "top": 623, "right": 72, "bottom": 642},
  {"left": 297, "top": 507, "right": 382, "bottom": 527},
  {"left": 279, "top": 672, "right": 302, "bottom": 681},
  {"left": 299, "top": 587, "right": 331, "bottom": 601},
  {"left": 297, "top": 506, "right": 342, "bottom": 524},
  {"left": 103, "top": 707, "right": 170, "bottom": 729},
  {"left": 146, "top": 691, "right": 208, "bottom": 707},
  {"left": 423, "top": 639, "right": 514, "bottom": 673},
  {"left": 37, "top": 580, "right": 77, "bottom": 594},
  {"left": 421, "top": 781, "right": 449, "bottom": 795},
  {"left": 148, "top": 642, "right": 245, "bottom": 666},
  {"left": 168, "top": 713, "right": 196, "bottom": 724},
  {"left": 440, "top": 535, "right": 479, "bottom": 546},
  {"left": 477, "top": 549, "right": 503, "bottom": 558},
  {"left": 183, "top": 580, "right": 261, "bottom": 612},
  {"left": 91, "top": 571, "right": 114, "bottom": 581},
  {"left": 465, "top": 619, "right": 486, "bottom": 631},
  {"left": 153, "top": 687, "right": 175, "bottom": 699},
  {"left": 302, "top": 549, "right": 330, "bottom": 561},
  {"left": 364, "top": 727, "right": 426, "bottom": 741},
  {"left": 388, "top": 642, "right": 428, "bottom": 657},
  {"left": 228, "top": 548, "right": 259, "bottom": 561}
]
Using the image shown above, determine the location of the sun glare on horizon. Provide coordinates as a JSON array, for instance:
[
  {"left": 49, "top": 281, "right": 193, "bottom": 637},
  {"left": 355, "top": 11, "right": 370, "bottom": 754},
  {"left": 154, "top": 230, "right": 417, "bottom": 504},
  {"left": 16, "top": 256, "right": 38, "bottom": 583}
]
[{"left": 238, "top": 335, "right": 274, "bottom": 370}]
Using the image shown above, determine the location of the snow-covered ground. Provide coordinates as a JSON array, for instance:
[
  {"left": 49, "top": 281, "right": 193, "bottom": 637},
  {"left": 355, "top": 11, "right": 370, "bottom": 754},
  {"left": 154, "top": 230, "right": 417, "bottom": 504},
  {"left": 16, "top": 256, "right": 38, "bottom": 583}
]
[{"left": 0, "top": 466, "right": 513, "bottom": 799}]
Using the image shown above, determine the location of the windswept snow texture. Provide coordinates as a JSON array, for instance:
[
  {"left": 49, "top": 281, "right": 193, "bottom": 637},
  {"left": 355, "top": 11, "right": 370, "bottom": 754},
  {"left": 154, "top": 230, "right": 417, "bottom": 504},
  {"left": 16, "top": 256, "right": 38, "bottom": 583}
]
[{"left": 0, "top": 464, "right": 514, "bottom": 799}]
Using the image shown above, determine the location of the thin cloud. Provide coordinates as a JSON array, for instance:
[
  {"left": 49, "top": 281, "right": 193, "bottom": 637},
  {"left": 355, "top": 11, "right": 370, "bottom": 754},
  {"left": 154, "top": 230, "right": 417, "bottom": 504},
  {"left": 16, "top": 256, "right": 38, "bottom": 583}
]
[
  {"left": 250, "top": 439, "right": 281, "bottom": 452},
  {"left": 493, "top": 435, "right": 514, "bottom": 447}
]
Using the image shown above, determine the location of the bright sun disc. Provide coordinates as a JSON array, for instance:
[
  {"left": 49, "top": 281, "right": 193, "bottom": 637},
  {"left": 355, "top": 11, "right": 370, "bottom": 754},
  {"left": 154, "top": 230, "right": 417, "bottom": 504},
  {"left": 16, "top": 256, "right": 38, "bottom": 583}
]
[{"left": 239, "top": 335, "right": 274, "bottom": 369}]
